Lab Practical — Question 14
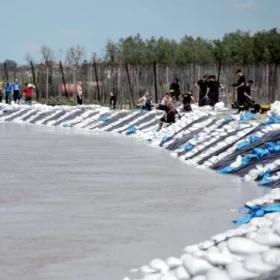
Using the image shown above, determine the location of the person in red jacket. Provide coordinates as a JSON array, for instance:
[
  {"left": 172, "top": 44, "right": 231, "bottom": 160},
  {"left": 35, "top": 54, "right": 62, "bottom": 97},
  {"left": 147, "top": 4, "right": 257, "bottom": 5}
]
[{"left": 23, "top": 83, "right": 34, "bottom": 105}]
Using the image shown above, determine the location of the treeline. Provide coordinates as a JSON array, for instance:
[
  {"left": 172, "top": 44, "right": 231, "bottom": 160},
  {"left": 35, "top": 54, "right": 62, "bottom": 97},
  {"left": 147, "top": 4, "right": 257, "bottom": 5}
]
[{"left": 104, "top": 28, "right": 280, "bottom": 65}]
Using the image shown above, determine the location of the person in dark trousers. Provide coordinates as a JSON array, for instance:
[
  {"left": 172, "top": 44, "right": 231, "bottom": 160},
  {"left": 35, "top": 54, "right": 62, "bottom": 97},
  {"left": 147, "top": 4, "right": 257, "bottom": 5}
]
[
  {"left": 196, "top": 75, "right": 208, "bottom": 106},
  {"left": 13, "top": 79, "right": 21, "bottom": 103},
  {"left": 4, "top": 82, "right": 13, "bottom": 104},
  {"left": 109, "top": 92, "right": 116, "bottom": 109},
  {"left": 77, "top": 82, "right": 83, "bottom": 105},
  {"left": 207, "top": 75, "right": 220, "bottom": 107},
  {"left": 0, "top": 81, "right": 3, "bottom": 103},
  {"left": 181, "top": 91, "right": 194, "bottom": 112},
  {"left": 169, "top": 78, "right": 181, "bottom": 102},
  {"left": 158, "top": 92, "right": 173, "bottom": 112},
  {"left": 232, "top": 69, "right": 246, "bottom": 107},
  {"left": 157, "top": 106, "right": 181, "bottom": 131}
]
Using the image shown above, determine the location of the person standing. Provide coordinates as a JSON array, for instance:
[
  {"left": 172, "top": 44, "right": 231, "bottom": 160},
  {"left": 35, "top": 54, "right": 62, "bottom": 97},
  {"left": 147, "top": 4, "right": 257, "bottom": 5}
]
[
  {"left": 23, "top": 83, "right": 34, "bottom": 105},
  {"left": 196, "top": 75, "right": 208, "bottom": 106},
  {"left": 232, "top": 69, "right": 246, "bottom": 106},
  {"left": 158, "top": 92, "right": 173, "bottom": 112},
  {"left": 4, "top": 82, "right": 13, "bottom": 104},
  {"left": 77, "top": 82, "right": 83, "bottom": 105},
  {"left": 13, "top": 79, "right": 21, "bottom": 104},
  {"left": 109, "top": 92, "right": 116, "bottom": 109},
  {"left": 0, "top": 80, "right": 3, "bottom": 103},
  {"left": 206, "top": 75, "right": 220, "bottom": 107},
  {"left": 169, "top": 78, "right": 181, "bottom": 102}
]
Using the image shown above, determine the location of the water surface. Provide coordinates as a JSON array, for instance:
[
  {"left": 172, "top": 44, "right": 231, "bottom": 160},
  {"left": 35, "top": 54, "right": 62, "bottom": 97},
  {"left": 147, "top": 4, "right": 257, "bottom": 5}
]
[{"left": 0, "top": 123, "right": 267, "bottom": 280}]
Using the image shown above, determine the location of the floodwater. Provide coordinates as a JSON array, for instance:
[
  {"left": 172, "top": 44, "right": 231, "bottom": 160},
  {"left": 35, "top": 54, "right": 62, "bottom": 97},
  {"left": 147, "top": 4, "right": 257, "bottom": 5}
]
[{"left": 0, "top": 123, "right": 267, "bottom": 280}]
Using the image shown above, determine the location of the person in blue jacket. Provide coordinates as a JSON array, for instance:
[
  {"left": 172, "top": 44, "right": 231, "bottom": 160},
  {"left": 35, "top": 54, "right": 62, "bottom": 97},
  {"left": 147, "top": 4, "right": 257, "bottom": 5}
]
[
  {"left": 13, "top": 79, "right": 21, "bottom": 103},
  {"left": 4, "top": 82, "right": 13, "bottom": 104}
]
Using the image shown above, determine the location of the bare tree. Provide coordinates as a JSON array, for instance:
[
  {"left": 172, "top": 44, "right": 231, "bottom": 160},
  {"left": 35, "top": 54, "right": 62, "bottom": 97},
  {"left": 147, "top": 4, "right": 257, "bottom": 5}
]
[
  {"left": 65, "top": 46, "right": 85, "bottom": 101},
  {"left": 41, "top": 46, "right": 55, "bottom": 102}
]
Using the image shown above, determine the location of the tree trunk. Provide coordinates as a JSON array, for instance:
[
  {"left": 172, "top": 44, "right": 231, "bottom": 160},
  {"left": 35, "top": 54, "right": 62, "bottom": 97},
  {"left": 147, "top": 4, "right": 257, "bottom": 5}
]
[
  {"left": 30, "top": 61, "right": 38, "bottom": 101},
  {"left": 125, "top": 63, "right": 135, "bottom": 109},
  {"left": 59, "top": 61, "right": 68, "bottom": 97},
  {"left": 153, "top": 61, "right": 158, "bottom": 104},
  {"left": 3, "top": 62, "right": 9, "bottom": 82},
  {"left": 46, "top": 65, "right": 49, "bottom": 102},
  {"left": 93, "top": 61, "right": 101, "bottom": 104}
]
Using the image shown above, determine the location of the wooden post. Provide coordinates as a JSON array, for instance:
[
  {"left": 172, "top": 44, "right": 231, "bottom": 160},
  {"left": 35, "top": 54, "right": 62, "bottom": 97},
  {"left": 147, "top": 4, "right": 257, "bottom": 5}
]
[
  {"left": 59, "top": 61, "right": 68, "bottom": 97},
  {"left": 46, "top": 64, "right": 49, "bottom": 102},
  {"left": 3, "top": 62, "right": 9, "bottom": 82},
  {"left": 30, "top": 61, "right": 39, "bottom": 101},
  {"left": 153, "top": 61, "right": 158, "bottom": 104},
  {"left": 93, "top": 61, "right": 101, "bottom": 104},
  {"left": 217, "top": 62, "right": 222, "bottom": 83},
  {"left": 125, "top": 63, "right": 135, "bottom": 109}
]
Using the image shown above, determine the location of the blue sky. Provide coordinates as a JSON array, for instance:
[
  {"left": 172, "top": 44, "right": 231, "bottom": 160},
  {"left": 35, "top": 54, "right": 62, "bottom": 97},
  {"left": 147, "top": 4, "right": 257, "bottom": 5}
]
[{"left": 1, "top": 0, "right": 279, "bottom": 64}]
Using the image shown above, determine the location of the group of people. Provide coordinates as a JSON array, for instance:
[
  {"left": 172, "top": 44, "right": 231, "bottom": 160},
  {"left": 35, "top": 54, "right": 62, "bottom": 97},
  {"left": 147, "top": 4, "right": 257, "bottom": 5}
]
[
  {"left": 196, "top": 75, "right": 220, "bottom": 107},
  {"left": 0, "top": 80, "right": 35, "bottom": 105}
]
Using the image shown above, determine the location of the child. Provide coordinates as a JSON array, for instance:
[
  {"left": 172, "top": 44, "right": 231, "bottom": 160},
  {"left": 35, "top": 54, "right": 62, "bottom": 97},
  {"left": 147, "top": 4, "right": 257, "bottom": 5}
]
[{"left": 157, "top": 106, "right": 181, "bottom": 131}]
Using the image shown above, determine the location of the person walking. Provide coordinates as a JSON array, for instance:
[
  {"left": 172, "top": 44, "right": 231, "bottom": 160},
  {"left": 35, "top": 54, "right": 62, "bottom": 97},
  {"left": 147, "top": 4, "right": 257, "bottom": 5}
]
[
  {"left": 4, "top": 82, "right": 13, "bottom": 104},
  {"left": 23, "top": 83, "right": 34, "bottom": 105},
  {"left": 196, "top": 75, "right": 208, "bottom": 106},
  {"left": 13, "top": 79, "right": 21, "bottom": 104},
  {"left": 0, "top": 80, "right": 3, "bottom": 103},
  {"left": 207, "top": 75, "right": 220, "bottom": 107}
]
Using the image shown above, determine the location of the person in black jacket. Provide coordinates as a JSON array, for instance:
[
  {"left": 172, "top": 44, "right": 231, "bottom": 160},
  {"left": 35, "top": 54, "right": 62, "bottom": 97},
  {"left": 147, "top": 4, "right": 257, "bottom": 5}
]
[
  {"left": 181, "top": 91, "right": 194, "bottom": 112},
  {"left": 169, "top": 78, "right": 181, "bottom": 102},
  {"left": 232, "top": 69, "right": 246, "bottom": 105},
  {"left": 207, "top": 75, "right": 220, "bottom": 107},
  {"left": 196, "top": 75, "right": 208, "bottom": 106}
]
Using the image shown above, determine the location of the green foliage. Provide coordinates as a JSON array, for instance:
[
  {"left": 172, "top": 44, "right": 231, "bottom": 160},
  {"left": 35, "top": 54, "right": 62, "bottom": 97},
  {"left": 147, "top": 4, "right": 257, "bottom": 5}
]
[
  {"left": 103, "top": 29, "right": 280, "bottom": 65},
  {"left": 42, "top": 96, "right": 76, "bottom": 106}
]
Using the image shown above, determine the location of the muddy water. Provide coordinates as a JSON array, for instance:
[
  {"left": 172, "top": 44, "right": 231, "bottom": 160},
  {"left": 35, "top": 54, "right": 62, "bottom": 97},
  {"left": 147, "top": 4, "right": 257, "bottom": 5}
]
[{"left": 0, "top": 123, "right": 267, "bottom": 280}]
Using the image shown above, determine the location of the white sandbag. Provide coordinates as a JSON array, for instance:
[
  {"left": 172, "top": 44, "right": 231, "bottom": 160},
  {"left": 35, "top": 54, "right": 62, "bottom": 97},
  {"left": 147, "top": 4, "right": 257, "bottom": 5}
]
[
  {"left": 166, "top": 257, "right": 183, "bottom": 269},
  {"left": 243, "top": 254, "right": 276, "bottom": 273},
  {"left": 181, "top": 254, "right": 213, "bottom": 276},
  {"left": 206, "top": 268, "right": 231, "bottom": 280},
  {"left": 149, "top": 259, "right": 169, "bottom": 273},
  {"left": 226, "top": 261, "right": 259, "bottom": 280},
  {"left": 140, "top": 265, "right": 157, "bottom": 274},
  {"left": 173, "top": 266, "right": 190, "bottom": 280},
  {"left": 247, "top": 231, "right": 280, "bottom": 246},
  {"left": 262, "top": 249, "right": 280, "bottom": 266},
  {"left": 227, "top": 237, "right": 269, "bottom": 255}
]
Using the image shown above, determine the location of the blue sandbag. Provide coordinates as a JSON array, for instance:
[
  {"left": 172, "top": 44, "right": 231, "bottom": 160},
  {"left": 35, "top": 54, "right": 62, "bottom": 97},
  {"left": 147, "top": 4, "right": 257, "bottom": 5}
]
[
  {"left": 264, "top": 114, "right": 280, "bottom": 125},
  {"left": 160, "top": 136, "right": 172, "bottom": 146},
  {"left": 100, "top": 116, "right": 110, "bottom": 124},
  {"left": 127, "top": 126, "right": 137, "bottom": 135},
  {"left": 181, "top": 143, "right": 194, "bottom": 152},
  {"left": 241, "top": 154, "right": 259, "bottom": 166},
  {"left": 219, "top": 166, "right": 235, "bottom": 174},
  {"left": 236, "top": 135, "right": 261, "bottom": 150},
  {"left": 239, "top": 112, "right": 256, "bottom": 123},
  {"left": 233, "top": 203, "right": 280, "bottom": 225}
]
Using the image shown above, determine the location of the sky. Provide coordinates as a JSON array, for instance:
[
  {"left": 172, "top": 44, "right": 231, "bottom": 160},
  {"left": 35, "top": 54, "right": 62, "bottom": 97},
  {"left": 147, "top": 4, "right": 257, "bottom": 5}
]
[{"left": 1, "top": 0, "right": 279, "bottom": 64}]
